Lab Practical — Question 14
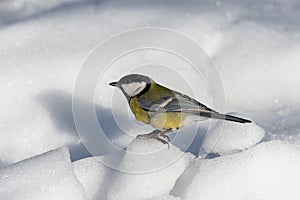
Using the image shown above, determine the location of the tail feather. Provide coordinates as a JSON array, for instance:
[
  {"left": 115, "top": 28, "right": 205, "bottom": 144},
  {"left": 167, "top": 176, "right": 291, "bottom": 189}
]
[{"left": 200, "top": 112, "right": 252, "bottom": 123}]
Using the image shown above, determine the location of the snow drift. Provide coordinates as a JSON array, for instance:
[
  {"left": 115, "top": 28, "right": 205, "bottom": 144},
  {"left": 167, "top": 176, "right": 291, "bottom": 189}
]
[
  {"left": 174, "top": 140, "right": 300, "bottom": 200},
  {"left": 0, "top": 147, "right": 85, "bottom": 200},
  {"left": 74, "top": 138, "right": 194, "bottom": 200}
]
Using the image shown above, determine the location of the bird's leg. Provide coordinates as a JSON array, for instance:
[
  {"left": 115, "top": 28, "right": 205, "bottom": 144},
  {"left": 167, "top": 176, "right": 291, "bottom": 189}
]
[
  {"left": 136, "top": 129, "right": 172, "bottom": 147},
  {"left": 154, "top": 135, "right": 170, "bottom": 147},
  {"left": 136, "top": 130, "right": 160, "bottom": 139},
  {"left": 160, "top": 134, "right": 170, "bottom": 142},
  {"left": 136, "top": 130, "right": 159, "bottom": 140},
  {"left": 158, "top": 129, "right": 172, "bottom": 142}
]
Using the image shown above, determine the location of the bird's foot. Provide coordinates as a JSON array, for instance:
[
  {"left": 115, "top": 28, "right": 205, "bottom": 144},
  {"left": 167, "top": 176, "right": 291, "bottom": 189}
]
[
  {"left": 158, "top": 133, "right": 170, "bottom": 142},
  {"left": 136, "top": 129, "right": 172, "bottom": 148}
]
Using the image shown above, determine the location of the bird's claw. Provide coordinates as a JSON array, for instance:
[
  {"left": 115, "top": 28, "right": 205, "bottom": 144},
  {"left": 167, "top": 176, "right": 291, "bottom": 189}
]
[
  {"left": 154, "top": 136, "right": 170, "bottom": 148},
  {"left": 159, "top": 133, "right": 170, "bottom": 142},
  {"left": 136, "top": 129, "right": 171, "bottom": 148}
]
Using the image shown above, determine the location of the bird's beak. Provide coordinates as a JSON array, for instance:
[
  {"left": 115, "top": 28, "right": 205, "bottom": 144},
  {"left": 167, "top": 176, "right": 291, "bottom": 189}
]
[{"left": 109, "top": 81, "right": 118, "bottom": 87}]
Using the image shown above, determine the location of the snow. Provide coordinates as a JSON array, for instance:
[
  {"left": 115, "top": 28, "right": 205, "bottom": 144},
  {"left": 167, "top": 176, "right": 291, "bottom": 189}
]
[
  {"left": 1, "top": 0, "right": 299, "bottom": 165},
  {"left": 74, "top": 138, "right": 194, "bottom": 200},
  {"left": 174, "top": 140, "right": 300, "bottom": 200},
  {"left": 147, "top": 195, "right": 180, "bottom": 200},
  {"left": 0, "top": 0, "right": 89, "bottom": 24},
  {"left": 106, "top": 138, "right": 194, "bottom": 200},
  {"left": 201, "top": 113, "right": 265, "bottom": 156},
  {"left": 0, "top": 147, "right": 85, "bottom": 200},
  {"left": 73, "top": 156, "right": 108, "bottom": 200},
  {"left": 73, "top": 157, "right": 109, "bottom": 199},
  {"left": 0, "top": 0, "right": 300, "bottom": 199}
]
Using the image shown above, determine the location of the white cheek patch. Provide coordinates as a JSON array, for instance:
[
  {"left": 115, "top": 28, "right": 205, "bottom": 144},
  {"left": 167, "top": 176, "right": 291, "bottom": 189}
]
[{"left": 121, "top": 82, "right": 147, "bottom": 96}]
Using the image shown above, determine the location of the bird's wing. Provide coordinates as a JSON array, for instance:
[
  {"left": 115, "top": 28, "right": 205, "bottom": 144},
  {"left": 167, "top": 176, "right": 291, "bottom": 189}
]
[
  {"left": 138, "top": 91, "right": 216, "bottom": 114},
  {"left": 165, "top": 92, "right": 216, "bottom": 113}
]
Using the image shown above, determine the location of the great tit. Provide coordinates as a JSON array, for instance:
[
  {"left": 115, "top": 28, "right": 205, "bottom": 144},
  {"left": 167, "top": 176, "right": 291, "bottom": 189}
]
[{"left": 109, "top": 74, "right": 251, "bottom": 144}]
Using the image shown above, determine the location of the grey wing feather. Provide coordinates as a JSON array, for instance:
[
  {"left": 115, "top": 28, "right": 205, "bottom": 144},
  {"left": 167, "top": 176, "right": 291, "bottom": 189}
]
[
  {"left": 137, "top": 96, "right": 173, "bottom": 112},
  {"left": 138, "top": 91, "right": 215, "bottom": 114},
  {"left": 164, "top": 92, "right": 216, "bottom": 113},
  {"left": 137, "top": 90, "right": 251, "bottom": 123}
]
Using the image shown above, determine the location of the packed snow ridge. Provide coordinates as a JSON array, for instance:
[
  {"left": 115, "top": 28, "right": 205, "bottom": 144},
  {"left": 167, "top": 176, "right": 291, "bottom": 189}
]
[{"left": 2, "top": 121, "right": 300, "bottom": 200}]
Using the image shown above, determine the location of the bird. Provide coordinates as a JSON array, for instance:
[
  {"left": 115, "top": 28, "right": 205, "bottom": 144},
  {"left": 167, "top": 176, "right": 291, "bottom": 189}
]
[{"left": 109, "top": 74, "right": 251, "bottom": 145}]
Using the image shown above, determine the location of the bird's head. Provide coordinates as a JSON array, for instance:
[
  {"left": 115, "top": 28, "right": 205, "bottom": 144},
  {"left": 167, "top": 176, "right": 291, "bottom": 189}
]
[{"left": 109, "top": 74, "right": 152, "bottom": 100}]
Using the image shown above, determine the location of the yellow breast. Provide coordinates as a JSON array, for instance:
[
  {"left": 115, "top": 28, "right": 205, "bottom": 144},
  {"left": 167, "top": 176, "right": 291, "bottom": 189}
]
[
  {"left": 150, "top": 112, "right": 183, "bottom": 130},
  {"left": 129, "top": 96, "right": 183, "bottom": 130},
  {"left": 129, "top": 97, "right": 150, "bottom": 124}
]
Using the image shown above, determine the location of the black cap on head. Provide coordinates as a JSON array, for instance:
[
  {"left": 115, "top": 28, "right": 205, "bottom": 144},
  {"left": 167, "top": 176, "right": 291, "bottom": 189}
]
[
  {"left": 109, "top": 74, "right": 152, "bottom": 101},
  {"left": 118, "top": 74, "right": 152, "bottom": 85}
]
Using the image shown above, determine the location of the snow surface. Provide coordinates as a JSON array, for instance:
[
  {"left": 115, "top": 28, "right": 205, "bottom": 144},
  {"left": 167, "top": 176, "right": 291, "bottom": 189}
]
[
  {"left": 1, "top": 0, "right": 300, "bottom": 165},
  {"left": 174, "top": 140, "right": 300, "bottom": 200},
  {"left": 106, "top": 138, "right": 194, "bottom": 200},
  {"left": 147, "top": 195, "right": 180, "bottom": 200},
  {"left": 0, "top": 147, "right": 85, "bottom": 200},
  {"left": 201, "top": 113, "right": 265, "bottom": 156},
  {"left": 1, "top": 0, "right": 300, "bottom": 199},
  {"left": 73, "top": 156, "right": 108, "bottom": 199},
  {"left": 74, "top": 138, "right": 194, "bottom": 200}
]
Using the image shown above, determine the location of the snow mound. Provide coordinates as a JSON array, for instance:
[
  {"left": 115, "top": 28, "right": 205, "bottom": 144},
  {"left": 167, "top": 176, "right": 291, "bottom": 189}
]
[
  {"left": 202, "top": 115, "right": 265, "bottom": 155},
  {"left": 147, "top": 195, "right": 181, "bottom": 200},
  {"left": 0, "top": 147, "right": 85, "bottom": 200},
  {"left": 73, "top": 156, "right": 108, "bottom": 200},
  {"left": 74, "top": 138, "right": 194, "bottom": 199},
  {"left": 105, "top": 137, "right": 194, "bottom": 200},
  {"left": 73, "top": 138, "right": 194, "bottom": 199},
  {"left": 177, "top": 140, "right": 300, "bottom": 200}
]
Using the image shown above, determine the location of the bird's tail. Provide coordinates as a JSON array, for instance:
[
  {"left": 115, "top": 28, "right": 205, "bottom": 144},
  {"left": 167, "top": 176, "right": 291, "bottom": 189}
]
[{"left": 200, "top": 112, "right": 251, "bottom": 123}]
